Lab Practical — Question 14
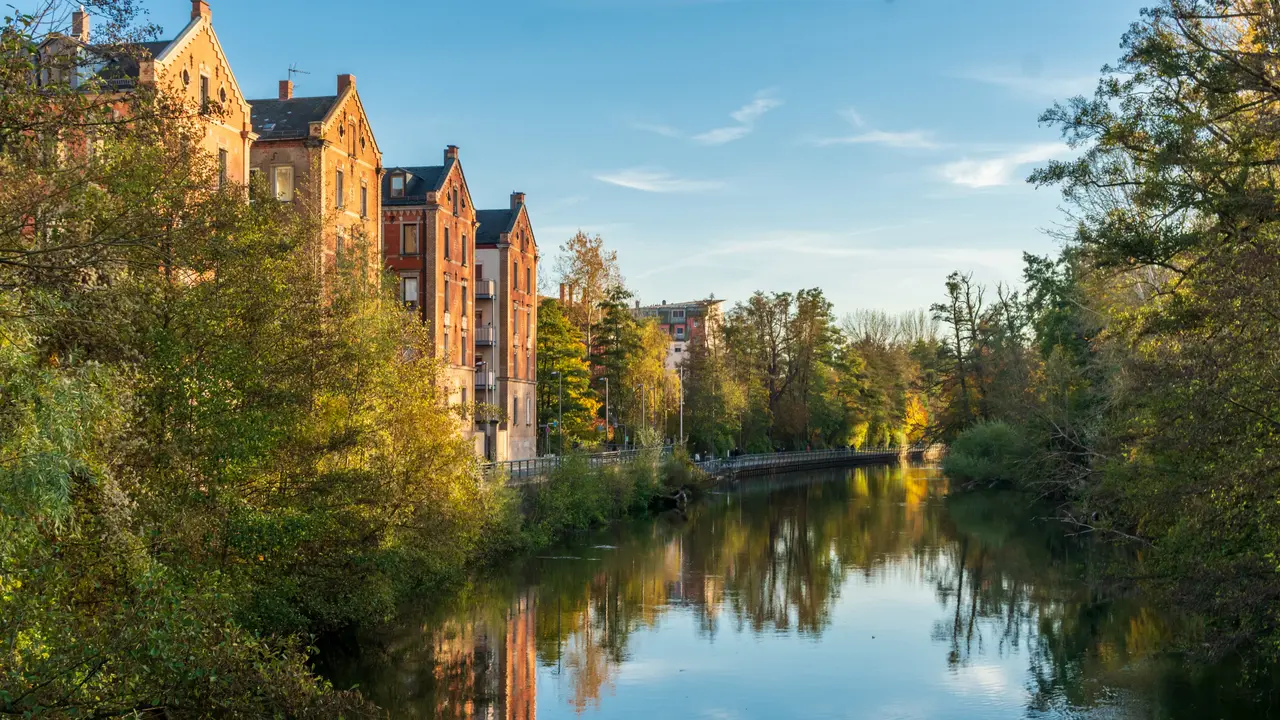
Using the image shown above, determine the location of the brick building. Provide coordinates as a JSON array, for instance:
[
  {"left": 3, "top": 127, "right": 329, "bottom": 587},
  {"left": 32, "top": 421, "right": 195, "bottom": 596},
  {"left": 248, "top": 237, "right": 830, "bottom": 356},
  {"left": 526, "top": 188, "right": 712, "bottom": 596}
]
[
  {"left": 248, "top": 74, "right": 383, "bottom": 276},
  {"left": 633, "top": 298, "right": 725, "bottom": 369},
  {"left": 382, "top": 148, "right": 481, "bottom": 452},
  {"left": 39, "top": 1, "right": 256, "bottom": 185},
  {"left": 474, "top": 193, "right": 539, "bottom": 461}
]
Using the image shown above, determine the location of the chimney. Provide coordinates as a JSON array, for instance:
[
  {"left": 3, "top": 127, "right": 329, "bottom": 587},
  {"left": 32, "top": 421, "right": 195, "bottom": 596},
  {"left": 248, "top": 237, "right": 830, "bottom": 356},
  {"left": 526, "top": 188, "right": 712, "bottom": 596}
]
[
  {"left": 337, "top": 73, "right": 355, "bottom": 94},
  {"left": 191, "top": 0, "right": 211, "bottom": 21},
  {"left": 71, "top": 5, "right": 90, "bottom": 43},
  {"left": 278, "top": 80, "right": 293, "bottom": 100},
  {"left": 511, "top": 191, "right": 526, "bottom": 210},
  {"left": 559, "top": 283, "right": 566, "bottom": 303},
  {"left": 661, "top": 300, "right": 667, "bottom": 305},
  {"left": 445, "top": 145, "right": 459, "bottom": 162}
]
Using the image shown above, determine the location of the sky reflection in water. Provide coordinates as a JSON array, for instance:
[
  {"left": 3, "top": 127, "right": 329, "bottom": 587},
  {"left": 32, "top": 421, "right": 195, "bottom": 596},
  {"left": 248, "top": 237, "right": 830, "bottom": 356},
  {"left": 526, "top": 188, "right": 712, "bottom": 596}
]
[{"left": 323, "top": 463, "right": 1278, "bottom": 719}]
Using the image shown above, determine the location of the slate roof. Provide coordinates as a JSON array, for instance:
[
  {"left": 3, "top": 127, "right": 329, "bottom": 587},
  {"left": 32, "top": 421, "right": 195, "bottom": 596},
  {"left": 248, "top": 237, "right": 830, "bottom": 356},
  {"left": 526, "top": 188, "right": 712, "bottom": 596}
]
[
  {"left": 81, "top": 40, "right": 174, "bottom": 89},
  {"left": 382, "top": 164, "right": 453, "bottom": 206},
  {"left": 247, "top": 96, "right": 338, "bottom": 140},
  {"left": 475, "top": 209, "right": 516, "bottom": 246}
]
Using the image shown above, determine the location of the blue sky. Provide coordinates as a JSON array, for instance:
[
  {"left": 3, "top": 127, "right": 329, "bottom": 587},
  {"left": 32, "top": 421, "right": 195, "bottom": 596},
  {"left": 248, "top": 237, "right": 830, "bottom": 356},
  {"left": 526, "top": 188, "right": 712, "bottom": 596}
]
[{"left": 141, "top": 0, "right": 1145, "bottom": 315}]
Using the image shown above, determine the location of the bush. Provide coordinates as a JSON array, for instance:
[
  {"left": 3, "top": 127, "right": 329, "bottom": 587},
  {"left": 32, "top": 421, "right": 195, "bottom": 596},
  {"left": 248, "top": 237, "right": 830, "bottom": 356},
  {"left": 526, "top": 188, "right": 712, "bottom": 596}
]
[{"left": 942, "top": 421, "right": 1033, "bottom": 489}]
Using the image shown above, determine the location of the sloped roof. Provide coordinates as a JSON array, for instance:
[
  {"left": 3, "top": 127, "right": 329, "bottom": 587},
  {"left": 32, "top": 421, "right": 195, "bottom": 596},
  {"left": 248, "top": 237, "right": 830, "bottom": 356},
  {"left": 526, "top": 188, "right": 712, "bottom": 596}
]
[
  {"left": 79, "top": 40, "right": 173, "bottom": 89},
  {"left": 382, "top": 163, "right": 453, "bottom": 206},
  {"left": 475, "top": 209, "right": 516, "bottom": 246},
  {"left": 247, "top": 96, "right": 338, "bottom": 140}
]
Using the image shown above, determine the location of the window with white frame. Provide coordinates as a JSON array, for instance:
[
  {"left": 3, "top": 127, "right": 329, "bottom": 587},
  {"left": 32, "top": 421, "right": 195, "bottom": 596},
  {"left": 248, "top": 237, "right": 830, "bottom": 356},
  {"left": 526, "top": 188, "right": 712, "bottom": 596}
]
[
  {"left": 390, "top": 174, "right": 405, "bottom": 198},
  {"left": 273, "top": 165, "right": 294, "bottom": 201},
  {"left": 526, "top": 393, "right": 532, "bottom": 425},
  {"left": 401, "top": 275, "right": 418, "bottom": 309}
]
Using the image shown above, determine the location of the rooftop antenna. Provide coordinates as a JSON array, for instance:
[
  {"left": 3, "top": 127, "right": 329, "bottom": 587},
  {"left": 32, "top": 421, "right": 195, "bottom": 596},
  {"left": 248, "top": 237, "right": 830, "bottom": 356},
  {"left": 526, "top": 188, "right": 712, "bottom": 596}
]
[{"left": 287, "top": 63, "right": 310, "bottom": 83}]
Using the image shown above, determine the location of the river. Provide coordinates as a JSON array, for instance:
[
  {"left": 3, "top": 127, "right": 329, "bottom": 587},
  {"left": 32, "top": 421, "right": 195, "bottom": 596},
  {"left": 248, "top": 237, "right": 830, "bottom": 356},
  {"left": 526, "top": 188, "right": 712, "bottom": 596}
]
[{"left": 321, "top": 462, "right": 1280, "bottom": 719}]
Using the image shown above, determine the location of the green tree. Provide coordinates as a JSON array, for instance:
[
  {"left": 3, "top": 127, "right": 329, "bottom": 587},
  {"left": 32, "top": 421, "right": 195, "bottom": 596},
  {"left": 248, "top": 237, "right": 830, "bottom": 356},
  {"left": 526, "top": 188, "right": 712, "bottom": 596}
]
[{"left": 536, "top": 298, "right": 601, "bottom": 453}]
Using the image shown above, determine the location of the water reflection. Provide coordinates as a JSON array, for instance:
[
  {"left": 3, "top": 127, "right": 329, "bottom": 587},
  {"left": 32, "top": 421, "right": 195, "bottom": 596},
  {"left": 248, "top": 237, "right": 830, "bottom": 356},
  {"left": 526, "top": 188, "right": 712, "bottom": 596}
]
[{"left": 323, "top": 464, "right": 1279, "bottom": 719}]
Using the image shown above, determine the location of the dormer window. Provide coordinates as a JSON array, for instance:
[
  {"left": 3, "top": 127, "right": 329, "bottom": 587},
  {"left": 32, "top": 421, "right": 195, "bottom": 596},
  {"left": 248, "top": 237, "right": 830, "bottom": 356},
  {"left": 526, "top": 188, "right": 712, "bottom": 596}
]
[{"left": 390, "top": 174, "right": 405, "bottom": 198}]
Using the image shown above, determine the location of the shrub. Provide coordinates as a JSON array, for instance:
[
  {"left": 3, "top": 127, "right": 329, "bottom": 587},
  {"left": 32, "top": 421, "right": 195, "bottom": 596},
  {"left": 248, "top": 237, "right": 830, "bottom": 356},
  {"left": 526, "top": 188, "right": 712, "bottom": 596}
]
[{"left": 942, "top": 421, "right": 1033, "bottom": 489}]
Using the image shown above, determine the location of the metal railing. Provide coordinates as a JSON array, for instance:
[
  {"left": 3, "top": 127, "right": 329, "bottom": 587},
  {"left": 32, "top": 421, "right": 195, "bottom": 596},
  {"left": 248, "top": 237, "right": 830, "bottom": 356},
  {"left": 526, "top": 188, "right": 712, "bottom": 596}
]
[
  {"left": 475, "top": 326, "right": 497, "bottom": 345},
  {"left": 485, "top": 444, "right": 929, "bottom": 485},
  {"left": 475, "top": 371, "right": 496, "bottom": 390},
  {"left": 485, "top": 445, "right": 675, "bottom": 483},
  {"left": 695, "top": 445, "right": 927, "bottom": 477},
  {"left": 475, "top": 278, "right": 496, "bottom": 299}
]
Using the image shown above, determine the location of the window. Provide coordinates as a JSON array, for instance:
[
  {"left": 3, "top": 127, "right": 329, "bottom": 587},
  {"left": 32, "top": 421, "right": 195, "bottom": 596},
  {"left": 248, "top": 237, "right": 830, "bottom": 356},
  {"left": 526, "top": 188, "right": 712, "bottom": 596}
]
[
  {"left": 335, "top": 169, "right": 344, "bottom": 208},
  {"left": 525, "top": 312, "right": 531, "bottom": 339},
  {"left": 401, "top": 224, "right": 419, "bottom": 255},
  {"left": 217, "top": 149, "right": 227, "bottom": 189},
  {"left": 199, "top": 75, "right": 209, "bottom": 113},
  {"left": 462, "top": 284, "right": 469, "bottom": 316},
  {"left": 444, "top": 278, "right": 451, "bottom": 313},
  {"left": 462, "top": 236, "right": 468, "bottom": 266},
  {"left": 526, "top": 394, "right": 532, "bottom": 425},
  {"left": 401, "top": 276, "right": 418, "bottom": 308},
  {"left": 514, "top": 396, "right": 519, "bottom": 424},
  {"left": 273, "top": 165, "right": 294, "bottom": 201},
  {"left": 526, "top": 267, "right": 532, "bottom": 294},
  {"left": 462, "top": 387, "right": 468, "bottom": 408},
  {"left": 336, "top": 227, "right": 346, "bottom": 260},
  {"left": 444, "top": 331, "right": 451, "bottom": 363},
  {"left": 675, "top": 326, "right": 686, "bottom": 339},
  {"left": 219, "top": 87, "right": 226, "bottom": 104},
  {"left": 444, "top": 227, "right": 451, "bottom": 260},
  {"left": 452, "top": 188, "right": 458, "bottom": 215},
  {"left": 390, "top": 174, "right": 405, "bottom": 198},
  {"left": 514, "top": 262, "right": 520, "bottom": 291},
  {"left": 672, "top": 309, "right": 686, "bottom": 320},
  {"left": 360, "top": 184, "right": 368, "bottom": 217},
  {"left": 461, "top": 334, "right": 467, "bottom": 364},
  {"left": 675, "top": 345, "right": 684, "bottom": 354}
]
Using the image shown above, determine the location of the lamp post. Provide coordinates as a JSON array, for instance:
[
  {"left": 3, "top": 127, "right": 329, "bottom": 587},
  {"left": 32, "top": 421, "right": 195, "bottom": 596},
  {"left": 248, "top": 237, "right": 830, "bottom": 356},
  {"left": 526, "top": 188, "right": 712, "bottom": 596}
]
[
  {"left": 551, "top": 370, "right": 562, "bottom": 455},
  {"left": 678, "top": 364, "right": 684, "bottom": 447},
  {"left": 598, "top": 376, "right": 610, "bottom": 448}
]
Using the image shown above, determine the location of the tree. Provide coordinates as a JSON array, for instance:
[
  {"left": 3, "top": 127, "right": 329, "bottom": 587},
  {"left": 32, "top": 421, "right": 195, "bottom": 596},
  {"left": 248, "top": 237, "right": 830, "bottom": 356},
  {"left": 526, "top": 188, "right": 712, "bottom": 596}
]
[
  {"left": 555, "top": 231, "right": 622, "bottom": 350},
  {"left": 536, "top": 298, "right": 601, "bottom": 454}
]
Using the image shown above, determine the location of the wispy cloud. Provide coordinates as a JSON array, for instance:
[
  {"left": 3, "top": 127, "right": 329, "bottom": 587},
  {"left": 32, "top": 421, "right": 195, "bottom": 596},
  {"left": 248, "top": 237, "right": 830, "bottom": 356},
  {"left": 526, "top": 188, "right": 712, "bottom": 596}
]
[
  {"left": 633, "top": 121, "right": 682, "bottom": 139},
  {"left": 961, "top": 67, "right": 1097, "bottom": 99},
  {"left": 811, "top": 108, "right": 939, "bottom": 149},
  {"left": 938, "top": 143, "right": 1070, "bottom": 188},
  {"left": 692, "top": 90, "right": 782, "bottom": 145},
  {"left": 594, "top": 167, "right": 724, "bottom": 193}
]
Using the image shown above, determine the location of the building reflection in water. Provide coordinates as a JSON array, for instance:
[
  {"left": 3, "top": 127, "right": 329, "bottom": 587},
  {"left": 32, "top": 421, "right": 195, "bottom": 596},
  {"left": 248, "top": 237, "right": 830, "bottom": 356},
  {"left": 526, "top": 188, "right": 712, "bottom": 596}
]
[{"left": 429, "top": 590, "right": 537, "bottom": 720}]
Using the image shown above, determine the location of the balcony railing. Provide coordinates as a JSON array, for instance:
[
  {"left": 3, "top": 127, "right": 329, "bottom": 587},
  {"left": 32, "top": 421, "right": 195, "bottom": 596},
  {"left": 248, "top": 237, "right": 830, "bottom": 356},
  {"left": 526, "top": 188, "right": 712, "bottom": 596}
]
[
  {"left": 475, "top": 371, "right": 496, "bottom": 390},
  {"left": 475, "top": 326, "right": 498, "bottom": 346},
  {"left": 475, "top": 278, "right": 496, "bottom": 299}
]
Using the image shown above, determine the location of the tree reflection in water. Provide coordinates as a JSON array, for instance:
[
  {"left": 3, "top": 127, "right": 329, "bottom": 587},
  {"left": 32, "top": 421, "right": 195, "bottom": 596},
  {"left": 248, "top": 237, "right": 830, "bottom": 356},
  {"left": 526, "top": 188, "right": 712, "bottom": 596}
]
[{"left": 321, "top": 463, "right": 1280, "bottom": 718}]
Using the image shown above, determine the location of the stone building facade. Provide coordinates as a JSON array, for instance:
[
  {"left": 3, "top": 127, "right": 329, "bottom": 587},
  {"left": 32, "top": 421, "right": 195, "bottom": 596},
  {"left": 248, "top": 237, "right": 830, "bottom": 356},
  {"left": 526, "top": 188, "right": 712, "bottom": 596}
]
[
  {"left": 40, "top": 1, "right": 256, "bottom": 185},
  {"left": 382, "top": 149, "right": 482, "bottom": 453},
  {"left": 474, "top": 193, "right": 539, "bottom": 461},
  {"left": 248, "top": 75, "right": 383, "bottom": 276}
]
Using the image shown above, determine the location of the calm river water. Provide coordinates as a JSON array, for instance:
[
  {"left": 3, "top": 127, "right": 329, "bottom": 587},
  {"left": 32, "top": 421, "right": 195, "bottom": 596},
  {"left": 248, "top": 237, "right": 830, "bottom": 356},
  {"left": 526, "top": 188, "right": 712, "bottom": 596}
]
[{"left": 322, "top": 463, "right": 1280, "bottom": 719}]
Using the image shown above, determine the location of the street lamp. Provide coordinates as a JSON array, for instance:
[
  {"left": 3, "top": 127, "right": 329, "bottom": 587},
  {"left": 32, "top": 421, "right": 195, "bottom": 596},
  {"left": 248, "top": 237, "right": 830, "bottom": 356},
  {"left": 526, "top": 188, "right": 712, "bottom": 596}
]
[{"left": 550, "top": 370, "right": 563, "bottom": 455}]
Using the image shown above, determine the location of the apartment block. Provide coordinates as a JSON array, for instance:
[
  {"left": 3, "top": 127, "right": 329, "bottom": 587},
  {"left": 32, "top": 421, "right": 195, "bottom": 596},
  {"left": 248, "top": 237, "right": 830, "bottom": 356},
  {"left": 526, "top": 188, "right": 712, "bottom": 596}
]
[
  {"left": 248, "top": 75, "right": 383, "bottom": 276},
  {"left": 633, "top": 298, "right": 725, "bottom": 369},
  {"left": 474, "top": 193, "right": 539, "bottom": 461},
  {"left": 39, "top": 1, "right": 256, "bottom": 185},
  {"left": 382, "top": 148, "right": 482, "bottom": 452}
]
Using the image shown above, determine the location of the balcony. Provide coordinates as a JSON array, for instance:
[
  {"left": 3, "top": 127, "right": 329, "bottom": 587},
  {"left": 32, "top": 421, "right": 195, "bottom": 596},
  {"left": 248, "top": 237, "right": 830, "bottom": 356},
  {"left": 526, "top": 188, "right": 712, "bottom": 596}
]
[
  {"left": 475, "top": 326, "right": 498, "bottom": 346},
  {"left": 475, "top": 371, "right": 496, "bottom": 391},
  {"left": 475, "top": 278, "right": 496, "bottom": 299}
]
